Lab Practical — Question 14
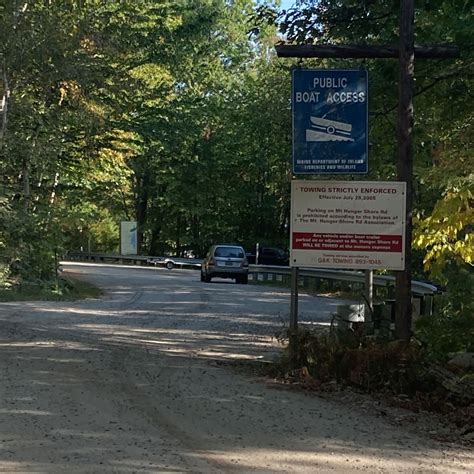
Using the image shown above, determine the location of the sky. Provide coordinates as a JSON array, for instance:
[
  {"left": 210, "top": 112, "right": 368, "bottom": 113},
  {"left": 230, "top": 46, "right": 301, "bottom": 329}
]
[{"left": 279, "top": 0, "right": 295, "bottom": 10}]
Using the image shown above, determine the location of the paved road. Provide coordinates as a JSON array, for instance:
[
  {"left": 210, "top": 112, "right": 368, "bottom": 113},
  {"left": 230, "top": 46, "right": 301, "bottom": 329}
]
[{"left": 0, "top": 262, "right": 472, "bottom": 472}]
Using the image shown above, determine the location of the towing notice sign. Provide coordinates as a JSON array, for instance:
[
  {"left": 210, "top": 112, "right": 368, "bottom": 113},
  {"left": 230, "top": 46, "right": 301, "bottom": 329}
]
[
  {"left": 292, "top": 69, "right": 368, "bottom": 175},
  {"left": 290, "top": 180, "right": 406, "bottom": 270}
]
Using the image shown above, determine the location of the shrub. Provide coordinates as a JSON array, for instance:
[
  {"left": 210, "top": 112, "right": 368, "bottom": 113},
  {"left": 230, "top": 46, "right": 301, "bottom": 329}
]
[{"left": 415, "top": 264, "right": 474, "bottom": 361}]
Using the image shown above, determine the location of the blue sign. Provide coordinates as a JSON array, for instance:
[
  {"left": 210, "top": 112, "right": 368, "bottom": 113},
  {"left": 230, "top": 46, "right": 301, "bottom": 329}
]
[{"left": 292, "top": 69, "right": 368, "bottom": 174}]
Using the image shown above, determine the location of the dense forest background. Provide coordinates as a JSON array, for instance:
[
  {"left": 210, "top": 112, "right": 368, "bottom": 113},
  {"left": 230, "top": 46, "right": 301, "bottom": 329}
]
[{"left": 0, "top": 1, "right": 472, "bottom": 333}]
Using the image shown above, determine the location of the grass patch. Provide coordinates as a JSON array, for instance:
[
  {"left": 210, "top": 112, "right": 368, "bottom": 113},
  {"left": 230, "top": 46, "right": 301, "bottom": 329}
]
[{"left": 0, "top": 277, "right": 102, "bottom": 302}]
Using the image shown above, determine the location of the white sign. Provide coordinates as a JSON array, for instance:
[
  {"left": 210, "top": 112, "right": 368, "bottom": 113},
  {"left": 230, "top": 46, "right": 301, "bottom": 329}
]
[
  {"left": 290, "top": 180, "right": 406, "bottom": 270},
  {"left": 120, "top": 221, "right": 137, "bottom": 255}
]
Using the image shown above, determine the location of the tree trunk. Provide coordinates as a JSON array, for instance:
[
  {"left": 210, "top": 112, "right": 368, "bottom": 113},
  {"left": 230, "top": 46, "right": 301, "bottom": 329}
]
[
  {"left": 176, "top": 213, "right": 182, "bottom": 257},
  {"left": 22, "top": 158, "right": 31, "bottom": 211},
  {"left": 22, "top": 126, "right": 42, "bottom": 212},
  {"left": 0, "top": 66, "right": 10, "bottom": 147},
  {"left": 135, "top": 174, "right": 149, "bottom": 254},
  {"left": 49, "top": 172, "right": 60, "bottom": 205},
  {"left": 395, "top": 0, "right": 414, "bottom": 341},
  {"left": 149, "top": 225, "right": 163, "bottom": 256}
]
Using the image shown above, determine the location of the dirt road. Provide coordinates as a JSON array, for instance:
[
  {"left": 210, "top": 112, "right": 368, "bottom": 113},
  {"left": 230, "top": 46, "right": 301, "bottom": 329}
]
[{"left": 0, "top": 263, "right": 472, "bottom": 472}]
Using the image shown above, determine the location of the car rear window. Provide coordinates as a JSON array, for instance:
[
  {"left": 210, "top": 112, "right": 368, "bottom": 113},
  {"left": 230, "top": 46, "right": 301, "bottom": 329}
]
[{"left": 214, "top": 246, "right": 244, "bottom": 258}]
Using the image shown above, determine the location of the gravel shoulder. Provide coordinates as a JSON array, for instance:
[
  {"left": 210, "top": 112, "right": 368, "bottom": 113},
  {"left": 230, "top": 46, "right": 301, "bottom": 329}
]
[{"left": 0, "top": 263, "right": 472, "bottom": 473}]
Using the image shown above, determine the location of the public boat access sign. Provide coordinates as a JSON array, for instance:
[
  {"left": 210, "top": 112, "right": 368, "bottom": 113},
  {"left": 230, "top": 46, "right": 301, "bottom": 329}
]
[
  {"left": 292, "top": 69, "right": 368, "bottom": 175},
  {"left": 290, "top": 180, "right": 406, "bottom": 270}
]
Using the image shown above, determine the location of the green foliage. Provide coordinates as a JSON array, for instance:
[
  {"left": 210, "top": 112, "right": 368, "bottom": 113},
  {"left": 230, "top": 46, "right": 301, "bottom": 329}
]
[
  {"left": 122, "top": 0, "right": 290, "bottom": 256},
  {"left": 1, "top": 209, "right": 60, "bottom": 283},
  {"left": 415, "top": 264, "right": 474, "bottom": 361},
  {"left": 414, "top": 179, "right": 473, "bottom": 274},
  {"left": 0, "top": 277, "right": 102, "bottom": 302},
  {"left": 60, "top": 202, "right": 120, "bottom": 253},
  {"left": 416, "top": 311, "right": 474, "bottom": 362}
]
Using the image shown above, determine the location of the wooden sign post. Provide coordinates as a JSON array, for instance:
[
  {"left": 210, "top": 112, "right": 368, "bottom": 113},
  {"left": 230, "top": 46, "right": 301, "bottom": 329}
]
[{"left": 277, "top": 0, "right": 459, "bottom": 342}]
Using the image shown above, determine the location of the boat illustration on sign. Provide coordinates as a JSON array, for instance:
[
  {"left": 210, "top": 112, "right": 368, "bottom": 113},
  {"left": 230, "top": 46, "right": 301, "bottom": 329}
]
[{"left": 306, "top": 116, "right": 354, "bottom": 142}]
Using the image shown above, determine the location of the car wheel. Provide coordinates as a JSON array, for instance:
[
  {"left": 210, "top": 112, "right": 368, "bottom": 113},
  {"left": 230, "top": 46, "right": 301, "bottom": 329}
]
[
  {"left": 165, "top": 261, "right": 174, "bottom": 270},
  {"left": 241, "top": 275, "right": 248, "bottom": 284}
]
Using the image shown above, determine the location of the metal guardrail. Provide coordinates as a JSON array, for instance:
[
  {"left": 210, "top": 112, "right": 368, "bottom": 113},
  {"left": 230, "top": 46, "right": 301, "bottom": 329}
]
[
  {"left": 248, "top": 265, "right": 441, "bottom": 318},
  {"left": 66, "top": 252, "right": 201, "bottom": 269},
  {"left": 251, "top": 265, "right": 441, "bottom": 297},
  {"left": 65, "top": 252, "right": 441, "bottom": 297}
]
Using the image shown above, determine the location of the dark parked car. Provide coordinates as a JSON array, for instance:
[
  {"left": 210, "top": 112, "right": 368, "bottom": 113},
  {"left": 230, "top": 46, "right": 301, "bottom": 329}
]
[
  {"left": 201, "top": 244, "right": 249, "bottom": 284},
  {"left": 246, "top": 247, "right": 289, "bottom": 266}
]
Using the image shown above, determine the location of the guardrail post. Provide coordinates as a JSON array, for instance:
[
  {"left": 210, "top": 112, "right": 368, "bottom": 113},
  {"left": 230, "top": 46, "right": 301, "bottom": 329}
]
[
  {"left": 422, "top": 294, "right": 433, "bottom": 316},
  {"left": 365, "top": 270, "right": 373, "bottom": 311},
  {"left": 289, "top": 266, "right": 299, "bottom": 368}
]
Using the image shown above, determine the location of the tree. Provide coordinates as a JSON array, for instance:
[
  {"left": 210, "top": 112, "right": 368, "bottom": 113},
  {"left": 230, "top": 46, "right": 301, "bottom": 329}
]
[
  {"left": 126, "top": 0, "right": 291, "bottom": 256},
  {"left": 0, "top": 1, "right": 173, "bottom": 279}
]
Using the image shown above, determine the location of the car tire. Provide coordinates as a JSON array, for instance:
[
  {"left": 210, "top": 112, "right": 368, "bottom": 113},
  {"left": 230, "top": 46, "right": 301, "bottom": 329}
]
[
  {"left": 241, "top": 275, "right": 248, "bottom": 284},
  {"left": 165, "top": 261, "right": 174, "bottom": 270}
]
